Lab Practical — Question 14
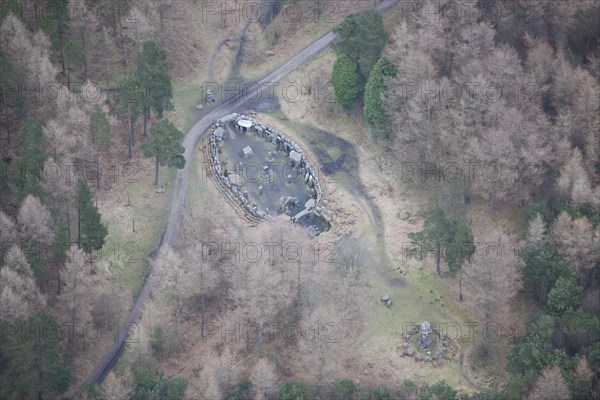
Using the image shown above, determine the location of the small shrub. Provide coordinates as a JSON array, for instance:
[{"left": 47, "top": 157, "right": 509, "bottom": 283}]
[
  {"left": 335, "top": 379, "right": 357, "bottom": 399},
  {"left": 279, "top": 380, "right": 310, "bottom": 400},
  {"left": 470, "top": 342, "right": 500, "bottom": 371},
  {"left": 372, "top": 386, "right": 390, "bottom": 400}
]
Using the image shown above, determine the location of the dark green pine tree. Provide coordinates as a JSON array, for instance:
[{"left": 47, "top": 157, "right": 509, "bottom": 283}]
[
  {"left": 76, "top": 179, "right": 92, "bottom": 247},
  {"left": 91, "top": 105, "right": 112, "bottom": 149},
  {"left": 331, "top": 53, "right": 363, "bottom": 109},
  {"left": 0, "top": 312, "right": 71, "bottom": 399},
  {"left": 332, "top": 10, "right": 388, "bottom": 81},
  {"left": 141, "top": 119, "right": 186, "bottom": 186},
  {"left": 138, "top": 41, "right": 174, "bottom": 137},
  {"left": 363, "top": 57, "right": 397, "bottom": 139},
  {"left": 36, "top": 0, "right": 70, "bottom": 75},
  {"left": 117, "top": 72, "right": 144, "bottom": 158},
  {"left": 76, "top": 179, "right": 107, "bottom": 270},
  {"left": 31, "top": 312, "right": 72, "bottom": 398},
  {"left": 7, "top": 118, "right": 47, "bottom": 201},
  {"left": 408, "top": 207, "right": 474, "bottom": 276},
  {"left": 445, "top": 217, "right": 475, "bottom": 275},
  {"left": 53, "top": 220, "right": 70, "bottom": 294}
]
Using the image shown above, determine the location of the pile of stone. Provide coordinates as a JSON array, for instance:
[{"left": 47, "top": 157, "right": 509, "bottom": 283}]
[
  {"left": 403, "top": 321, "right": 449, "bottom": 362},
  {"left": 380, "top": 294, "right": 392, "bottom": 307}
]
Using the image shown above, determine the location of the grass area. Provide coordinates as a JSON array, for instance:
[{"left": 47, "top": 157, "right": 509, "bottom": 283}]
[
  {"left": 184, "top": 140, "right": 211, "bottom": 217},
  {"left": 99, "top": 160, "right": 175, "bottom": 298},
  {"left": 171, "top": 81, "right": 205, "bottom": 133},
  {"left": 257, "top": 108, "right": 477, "bottom": 391}
]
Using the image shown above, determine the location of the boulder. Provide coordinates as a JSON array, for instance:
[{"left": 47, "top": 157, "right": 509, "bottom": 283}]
[
  {"left": 398, "top": 210, "right": 411, "bottom": 220},
  {"left": 404, "top": 348, "right": 414, "bottom": 357},
  {"left": 265, "top": 50, "right": 275, "bottom": 56},
  {"left": 385, "top": 299, "right": 392, "bottom": 307},
  {"left": 380, "top": 294, "right": 391, "bottom": 302}
]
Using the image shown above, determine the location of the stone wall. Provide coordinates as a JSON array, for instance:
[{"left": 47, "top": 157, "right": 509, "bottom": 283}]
[{"left": 208, "top": 113, "right": 324, "bottom": 221}]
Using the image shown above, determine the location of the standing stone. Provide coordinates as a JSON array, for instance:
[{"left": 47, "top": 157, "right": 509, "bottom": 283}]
[{"left": 418, "top": 321, "right": 433, "bottom": 349}]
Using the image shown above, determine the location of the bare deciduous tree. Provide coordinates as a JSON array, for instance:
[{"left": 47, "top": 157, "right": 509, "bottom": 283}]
[
  {"left": 557, "top": 148, "right": 595, "bottom": 207},
  {"left": 527, "top": 365, "right": 570, "bottom": 400},
  {"left": 40, "top": 157, "right": 75, "bottom": 219},
  {"left": 0, "top": 256, "right": 46, "bottom": 323},
  {"left": 333, "top": 237, "right": 370, "bottom": 310},
  {"left": 3, "top": 245, "right": 32, "bottom": 277},
  {"left": 63, "top": 245, "right": 97, "bottom": 348},
  {"left": 0, "top": 14, "right": 59, "bottom": 118},
  {"left": 251, "top": 359, "right": 279, "bottom": 400},
  {"left": 298, "top": 303, "right": 344, "bottom": 388},
  {"left": 527, "top": 213, "right": 547, "bottom": 248},
  {"left": 154, "top": 246, "right": 186, "bottom": 338},
  {"left": 462, "top": 229, "right": 521, "bottom": 323},
  {"left": 552, "top": 212, "right": 599, "bottom": 272},
  {"left": 18, "top": 195, "right": 55, "bottom": 247},
  {"left": 0, "top": 211, "right": 18, "bottom": 247},
  {"left": 101, "top": 372, "right": 132, "bottom": 400}
]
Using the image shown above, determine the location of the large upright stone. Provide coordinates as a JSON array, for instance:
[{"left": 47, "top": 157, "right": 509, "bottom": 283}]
[
  {"left": 418, "top": 321, "right": 433, "bottom": 349},
  {"left": 214, "top": 127, "right": 225, "bottom": 141},
  {"left": 289, "top": 150, "right": 302, "bottom": 166}
]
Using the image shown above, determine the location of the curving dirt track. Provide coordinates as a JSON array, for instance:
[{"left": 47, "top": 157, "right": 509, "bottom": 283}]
[{"left": 75, "top": 0, "right": 400, "bottom": 395}]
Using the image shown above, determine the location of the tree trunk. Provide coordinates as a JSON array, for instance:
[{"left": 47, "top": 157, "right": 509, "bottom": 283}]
[
  {"left": 81, "top": 29, "right": 88, "bottom": 81},
  {"left": 37, "top": 347, "right": 43, "bottom": 400},
  {"left": 130, "top": 111, "right": 135, "bottom": 146},
  {"left": 258, "top": 321, "right": 263, "bottom": 358},
  {"left": 154, "top": 154, "right": 159, "bottom": 186},
  {"left": 91, "top": 123, "right": 100, "bottom": 189},
  {"left": 344, "top": 284, "right": 350, "bottom": 310},
  {"left": 71, "top": 306, "right": 76, "bottom": 348},
  {"left": 459, "top": 274, "right": 463, "bottom": 301},
  {"left": 143, "top": 107, "right": 148, "bottom": 137},
  {"left": 488, "top": 191, "right": 496, "bottom": 212},
  {"left": 89, "top": 251, "right": 94, "bottom": 274},
  {"left": 200, "top": 293, "right": 205, "bottom": 339},
  {"left": 246, "top": 318, "right": 251, "bottom": 354},
  {"left": 435, "top": 242, "right": 441, "bottom": 276},
  {"left": 112, "top": 5, "right": 117, "bottom": 36},
  {"left": 66, "top": 204, "right": 71, "bottom": 241},
  {"left": 128, "top": 107, "right": 133, "bottom": 159},
  {"left": 58, "top": 31, "right": 65, "bottom": 75},
  {"left": 296, "top": 261, "right": 302, "bottom": 314},
  {"left": 318, "top": 342, "right": 325, "bottom": 386},
  {"left": 79, "top": 144, "right": 88, "bottom": 180},
  {"left": 174, "top": 296, "right": 180, "bottom": 336},
  {"left": 77, "top": 204, "right": 81, "bottom": 248},
  {"left": 57, "top": 268, "right": 61, "bottom": 295},
  {"left": 95, "top": 153, "right": 100, "bottom": 189}
]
